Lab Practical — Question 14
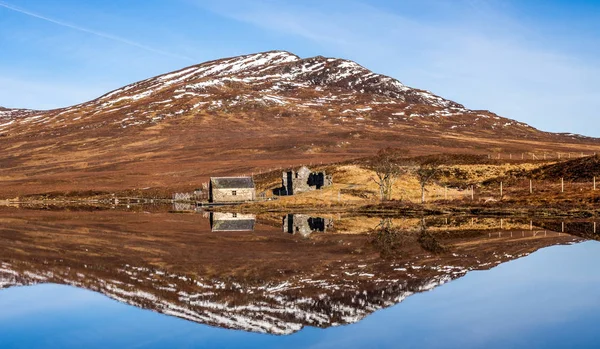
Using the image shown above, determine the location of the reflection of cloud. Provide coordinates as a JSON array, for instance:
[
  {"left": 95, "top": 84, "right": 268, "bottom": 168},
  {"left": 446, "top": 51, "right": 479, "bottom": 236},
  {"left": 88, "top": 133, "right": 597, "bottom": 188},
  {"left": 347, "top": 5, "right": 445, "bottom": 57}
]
[
  {"left": 197, "top": 0, "right": 600, "bottom": 136},
  {"left": 0, "top": 284, "right": 102, "bottom": 319},
  {"left": 0, "top": 1, "right": 193, "bottom": 62}
]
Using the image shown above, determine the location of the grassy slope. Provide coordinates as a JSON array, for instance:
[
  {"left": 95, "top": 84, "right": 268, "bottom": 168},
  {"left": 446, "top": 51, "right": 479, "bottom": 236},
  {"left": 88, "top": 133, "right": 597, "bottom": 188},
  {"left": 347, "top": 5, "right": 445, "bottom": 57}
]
[{"left": 243, "top": 154, "right": 600, "bottom": 215}]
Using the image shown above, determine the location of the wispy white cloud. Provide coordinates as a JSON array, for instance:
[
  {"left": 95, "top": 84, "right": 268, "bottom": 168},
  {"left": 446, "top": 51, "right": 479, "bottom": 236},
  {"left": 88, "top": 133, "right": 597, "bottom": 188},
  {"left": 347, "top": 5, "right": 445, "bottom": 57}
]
[{"left": 0, "top": 0, "right": 194, "bottom": 62}]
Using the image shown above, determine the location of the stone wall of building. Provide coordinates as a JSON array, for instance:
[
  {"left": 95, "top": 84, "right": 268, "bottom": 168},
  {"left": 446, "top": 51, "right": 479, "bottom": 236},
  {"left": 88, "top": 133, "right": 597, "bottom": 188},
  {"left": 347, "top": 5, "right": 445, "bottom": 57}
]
[
  {"left": 280, "top": 166, "right": 332, "bottom": 196},
  {"left": 211, "top": 188, "right": 255, "bottom": 203}
]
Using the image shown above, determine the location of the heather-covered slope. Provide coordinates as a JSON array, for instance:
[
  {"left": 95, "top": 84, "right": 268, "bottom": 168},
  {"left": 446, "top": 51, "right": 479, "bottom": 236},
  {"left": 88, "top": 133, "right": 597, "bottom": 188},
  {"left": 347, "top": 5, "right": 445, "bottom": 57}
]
[
  {"left": 0, "top": 51, "right": 599, "bottom": 198},
  {"left": 530, "top": 155, "right": 600, "bottom": 182}
]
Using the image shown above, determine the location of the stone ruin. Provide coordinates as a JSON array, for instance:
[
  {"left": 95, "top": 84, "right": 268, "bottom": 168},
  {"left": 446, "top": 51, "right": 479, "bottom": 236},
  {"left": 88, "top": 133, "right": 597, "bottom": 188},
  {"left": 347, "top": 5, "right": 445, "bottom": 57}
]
[{"left": 277, "top": 166, "right": 333, "bottom": 196}]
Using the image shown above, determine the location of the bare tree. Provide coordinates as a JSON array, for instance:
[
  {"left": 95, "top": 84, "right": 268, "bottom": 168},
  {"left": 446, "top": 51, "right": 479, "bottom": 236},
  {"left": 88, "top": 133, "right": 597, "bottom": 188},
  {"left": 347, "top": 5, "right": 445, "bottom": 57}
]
[
  {"left": 415, "top": 158, "right": 441, "bottom": 204},
  {"left": 368, "top": 148, "right": 406, "bottom": 201}
]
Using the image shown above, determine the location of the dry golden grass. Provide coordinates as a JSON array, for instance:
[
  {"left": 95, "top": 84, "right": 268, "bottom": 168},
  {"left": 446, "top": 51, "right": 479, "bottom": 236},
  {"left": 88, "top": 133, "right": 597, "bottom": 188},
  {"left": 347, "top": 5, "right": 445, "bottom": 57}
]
[
  {"left": 441, "top": 163, "right": 542, "bottom": 183},
  {"left": 254, "top": 164, "right": 491, "bottom": 208}
]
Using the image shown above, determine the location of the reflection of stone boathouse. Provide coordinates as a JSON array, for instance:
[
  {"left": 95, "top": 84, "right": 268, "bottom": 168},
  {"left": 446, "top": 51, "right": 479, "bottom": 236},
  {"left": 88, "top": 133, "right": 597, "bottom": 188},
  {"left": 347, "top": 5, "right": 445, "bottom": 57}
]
[
  {"left": 283, "top": 214, "right": 333, "bottom": 237},
  {"left": 210, "top": 212, "right": 256, "bottom": 232}
]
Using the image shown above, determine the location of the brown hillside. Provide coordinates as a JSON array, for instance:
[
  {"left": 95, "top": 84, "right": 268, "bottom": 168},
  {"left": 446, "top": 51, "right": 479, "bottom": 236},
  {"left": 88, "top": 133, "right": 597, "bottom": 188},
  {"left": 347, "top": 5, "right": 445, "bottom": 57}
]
[
  {"left": 530, "top": 155, "right": 600, "bottom": 182},
  {"left": 1, "top": 51, "right": 599, "bottom": 198}
]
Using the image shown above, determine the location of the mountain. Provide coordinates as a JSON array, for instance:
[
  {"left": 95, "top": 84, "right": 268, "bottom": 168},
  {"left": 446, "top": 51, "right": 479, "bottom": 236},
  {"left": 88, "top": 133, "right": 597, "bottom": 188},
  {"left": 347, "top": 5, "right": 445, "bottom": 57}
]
[{"left": 0, "top": 51, "right": 599, "bottom": 197}]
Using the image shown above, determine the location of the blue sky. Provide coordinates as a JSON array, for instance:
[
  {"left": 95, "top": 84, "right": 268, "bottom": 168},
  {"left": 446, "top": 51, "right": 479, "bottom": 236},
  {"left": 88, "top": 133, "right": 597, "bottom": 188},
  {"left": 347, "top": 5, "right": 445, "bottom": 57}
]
[{"left": 0, "top": 0, "right": 599, "bottom": 136}]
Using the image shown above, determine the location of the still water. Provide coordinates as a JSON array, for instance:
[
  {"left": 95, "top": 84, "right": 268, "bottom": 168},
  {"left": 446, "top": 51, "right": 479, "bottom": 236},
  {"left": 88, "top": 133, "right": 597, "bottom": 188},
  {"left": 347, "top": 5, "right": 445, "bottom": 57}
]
[{"left": 0, "top": 207, "right": 599, "bottom": 348}]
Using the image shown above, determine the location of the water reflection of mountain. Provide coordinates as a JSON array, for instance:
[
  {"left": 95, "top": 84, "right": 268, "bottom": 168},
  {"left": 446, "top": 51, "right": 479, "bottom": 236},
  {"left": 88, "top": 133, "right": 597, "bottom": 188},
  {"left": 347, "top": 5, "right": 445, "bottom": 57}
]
[{"left": 0, "top": 209, "right": 593, "bottom": 335}]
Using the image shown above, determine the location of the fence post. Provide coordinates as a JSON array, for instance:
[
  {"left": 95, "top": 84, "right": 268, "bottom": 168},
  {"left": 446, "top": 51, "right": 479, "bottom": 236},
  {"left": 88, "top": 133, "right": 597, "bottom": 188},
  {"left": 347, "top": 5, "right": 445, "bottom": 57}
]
[
  {"left": 530, "top": 179, "right": 533, "bottom": 194},
  {"left": 500, "top": 181, "right": 503, "bottom": 199},
  {"left": 471, "top": 185, "right": 474, "bottom": 201},
  {"left": 561, "top": 178, "right": 564, "bottom": 193},
  {"left": 594, "top": 177, "right": 597, "bottom": 191}
]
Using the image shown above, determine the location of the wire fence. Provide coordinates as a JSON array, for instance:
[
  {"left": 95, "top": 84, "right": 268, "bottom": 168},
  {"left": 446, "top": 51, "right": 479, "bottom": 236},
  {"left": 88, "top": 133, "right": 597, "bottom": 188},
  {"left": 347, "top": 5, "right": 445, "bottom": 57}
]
[
  {"left": 422, "top": 177, "right": 598, "bottom": 203},
  {"left": 489, "top": 152, "right": 597, "bottom": 161}
]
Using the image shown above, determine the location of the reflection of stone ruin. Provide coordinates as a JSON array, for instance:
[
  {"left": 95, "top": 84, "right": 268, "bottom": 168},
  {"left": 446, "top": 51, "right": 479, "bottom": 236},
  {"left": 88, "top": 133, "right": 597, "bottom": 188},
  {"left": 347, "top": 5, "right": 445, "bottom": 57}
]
[
  {"left": 283, "top": 214, "right": 333, "bottom": 237},
  {"left": 172, "top": 202, "right": 200, "bottom": 212},
  {"left": 210, "top": 212, "right": 256, "bottom": 232},
  {"left": 278, "top": 166, "right": 332, "bottom": 196}
]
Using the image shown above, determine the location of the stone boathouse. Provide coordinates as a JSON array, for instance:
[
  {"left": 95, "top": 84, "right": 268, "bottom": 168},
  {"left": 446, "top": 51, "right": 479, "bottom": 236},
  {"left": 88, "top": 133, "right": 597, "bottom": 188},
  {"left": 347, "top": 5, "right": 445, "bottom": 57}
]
[
  {"left": 209, "top": 177, "right": 256, "bottom": 203},
  {"left": 280, "top": 166, "right": 333, "bottom": 196}
]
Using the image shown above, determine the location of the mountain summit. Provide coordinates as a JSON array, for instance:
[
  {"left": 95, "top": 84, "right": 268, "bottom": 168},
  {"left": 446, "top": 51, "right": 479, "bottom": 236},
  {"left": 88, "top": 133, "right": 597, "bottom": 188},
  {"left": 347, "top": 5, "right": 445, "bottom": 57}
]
[
  {"left": 1, "top": 50, "right": 527, "bottom": 134},
  {"left": 0, "top": 51, "right": 598, "bottom": 197}
]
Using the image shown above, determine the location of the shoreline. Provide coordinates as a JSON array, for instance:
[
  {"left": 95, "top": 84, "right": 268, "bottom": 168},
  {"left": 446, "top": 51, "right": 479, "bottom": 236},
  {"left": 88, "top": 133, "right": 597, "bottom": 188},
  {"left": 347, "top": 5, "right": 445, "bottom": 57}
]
[{"left": 2, "top": 197, "right": 598, "bottom": 218}]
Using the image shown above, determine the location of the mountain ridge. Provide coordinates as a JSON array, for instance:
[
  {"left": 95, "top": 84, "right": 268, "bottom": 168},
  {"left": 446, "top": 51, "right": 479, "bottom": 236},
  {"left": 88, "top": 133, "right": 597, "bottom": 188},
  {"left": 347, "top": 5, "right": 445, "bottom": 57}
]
[
  {"left": 0, "top": 50, "right": 537, "bottom": 137},
  {"left": 0, "top": 50, "right": 583, "bottom": 139},
  {"left": 0, "top": 50, "right": 599, "bottom": 197}
]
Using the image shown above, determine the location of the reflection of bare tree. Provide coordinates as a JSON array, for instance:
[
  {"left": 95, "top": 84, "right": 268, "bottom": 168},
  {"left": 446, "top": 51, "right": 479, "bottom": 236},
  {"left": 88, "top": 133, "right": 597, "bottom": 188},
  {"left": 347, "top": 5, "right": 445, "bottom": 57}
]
[
  {"left": 377, "top": 217, "right": 394, "bottom": 231},
  {"left": 372, "top": 218, "right": 414, "bottom": 259},
  {"left": 372, "top": 219, "right": 399, "bottom": 258},
  {"left": 373, "top": 218, "right": 446, "bottom": 258},
  {"left": 417, "top": 223, "right": 447, "bottom": 254}
]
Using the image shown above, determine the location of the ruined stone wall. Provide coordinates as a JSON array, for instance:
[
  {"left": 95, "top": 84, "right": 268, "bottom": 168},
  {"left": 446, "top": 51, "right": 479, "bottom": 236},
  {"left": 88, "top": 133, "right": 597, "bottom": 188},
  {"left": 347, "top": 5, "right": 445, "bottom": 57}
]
[
  {"left": 280, "top": 166, "right": 333, "bottom": 196},
  {"left": 211, "top": 188, "right": 255, "bottom": 203}
]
